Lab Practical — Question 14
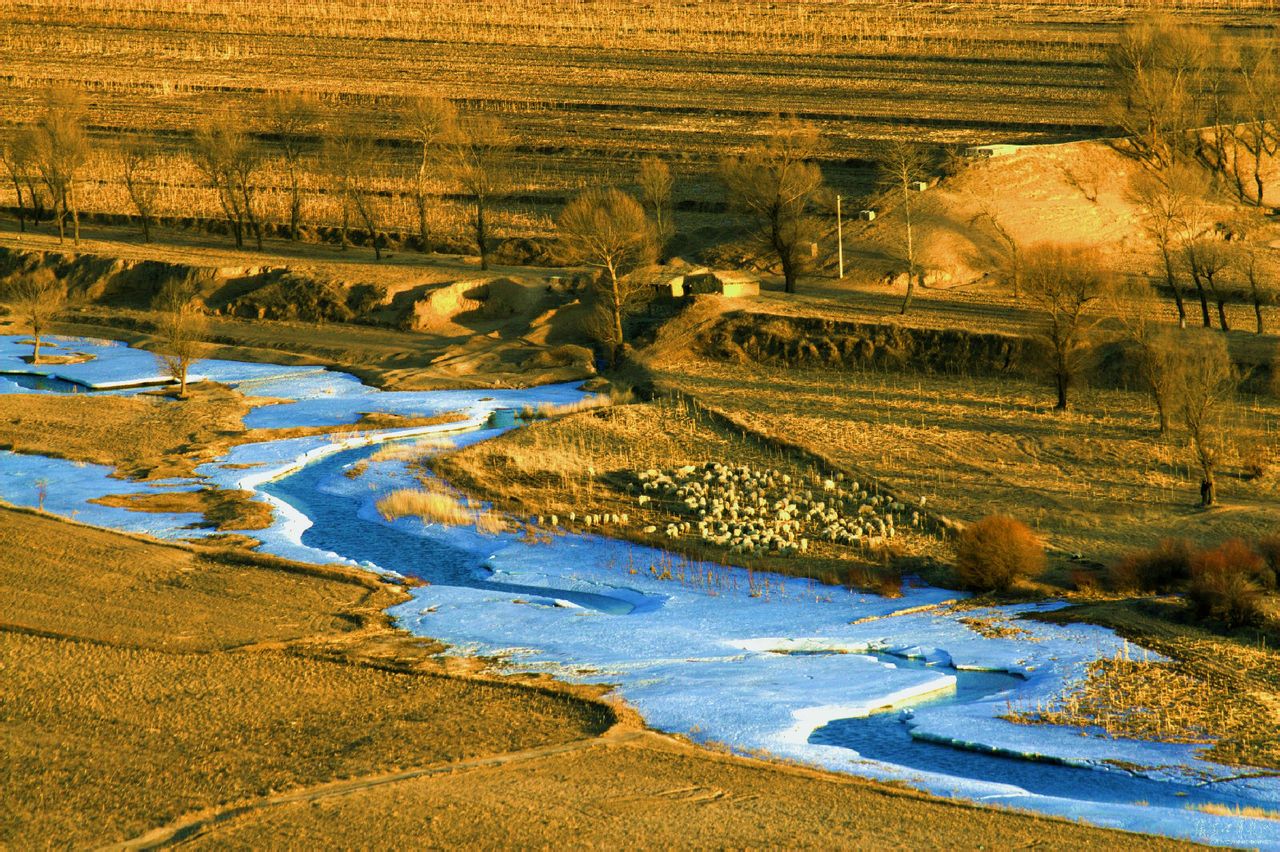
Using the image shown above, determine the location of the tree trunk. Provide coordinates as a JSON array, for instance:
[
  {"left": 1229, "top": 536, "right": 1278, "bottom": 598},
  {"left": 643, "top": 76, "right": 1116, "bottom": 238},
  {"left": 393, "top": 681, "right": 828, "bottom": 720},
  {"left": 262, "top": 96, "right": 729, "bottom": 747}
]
[
  {"left": 288, "top": 166, "right": 301, "bottom": 241},
  {"left": 241, "top": 185, "right": 263, "bottom": 251},
  {"left": 1055, "top": 371, "right": 1068, "bottom": 411},
  {"left": 140, "top": 209, "right": 151, "bottom": 243},
  {"left": 1161, "top": 249, "right": 1186, "bottom": 325},
  {"left": 70, "top": 181, "right": 80, "bottom": 245},
  {"left": 1216, "top": 298, "right": 1230, "bottom": 332},
  {"left": 779, "top": 250, "right": 796, "bottom": 294},
  {"left": 476, "top": 198, "right": 489, "bottom": 270},
  {"left": 26, "top": 179, "right": 43, "bottom": 226},
  {"left": 416, "top": 193, "right": 429, "bottom": 253},
  {"left": 609, "top": 271, "right": 625, "bottom": 366},
  {"left": 339, "top": 203, "right": 349, "bottom": 251},
  {"left": 9, "top": 176, "right": 25, "bottom": 232},
  {"left": 179, "top": 365, "right": 188, "bottom": 399},
  {"left": 31, "top": 331, "right": 41, "bottom": 364},
  {"left": 900, "top": 272, "right": 916, "bottom": 315},
  {"left": 1201, "top": 470, "right": 1216, "bottom": 507},
  {"left": 1188, "top": 263, "right": 1212, "bottom": 328},
  {"left": 1254, "top": 296, "right": 1265, "bottom": 334},
  {"left": 54, "top": 187, "right": 66, "bottom": 242}
]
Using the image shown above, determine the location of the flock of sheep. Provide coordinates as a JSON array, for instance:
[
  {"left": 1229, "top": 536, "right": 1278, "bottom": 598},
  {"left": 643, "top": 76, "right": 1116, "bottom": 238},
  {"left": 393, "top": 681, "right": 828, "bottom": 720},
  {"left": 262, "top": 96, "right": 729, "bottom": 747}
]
[{"left": 632, "top": 462, "right": 920, "bottom": 557}]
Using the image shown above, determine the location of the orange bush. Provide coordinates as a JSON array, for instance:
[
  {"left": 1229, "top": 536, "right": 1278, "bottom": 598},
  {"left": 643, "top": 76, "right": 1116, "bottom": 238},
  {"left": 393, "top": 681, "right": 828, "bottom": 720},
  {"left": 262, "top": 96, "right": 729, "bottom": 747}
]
[
  {"left": 1188, "top": 539, "right": 1266, "bottom": 628},
  {"left": 1108, "top": 538, "right": 1194, "bottom": 592},
  {"left": 951, "top": 514, "right": 1045, "bottom": 593}
]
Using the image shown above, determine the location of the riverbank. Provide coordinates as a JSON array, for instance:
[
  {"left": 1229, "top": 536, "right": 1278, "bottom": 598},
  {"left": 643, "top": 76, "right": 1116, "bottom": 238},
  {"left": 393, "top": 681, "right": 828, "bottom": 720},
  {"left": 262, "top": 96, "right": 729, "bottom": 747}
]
[{"left": 3, "top": 334, "right": 1278, "bottom": 848}]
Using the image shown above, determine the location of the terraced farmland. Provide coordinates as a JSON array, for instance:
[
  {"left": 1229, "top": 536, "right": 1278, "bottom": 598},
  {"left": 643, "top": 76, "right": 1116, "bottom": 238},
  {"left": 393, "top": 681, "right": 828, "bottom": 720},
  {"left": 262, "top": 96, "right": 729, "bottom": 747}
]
[{"left": 2, "top": 0, "right": 1279, "bottom": 241}]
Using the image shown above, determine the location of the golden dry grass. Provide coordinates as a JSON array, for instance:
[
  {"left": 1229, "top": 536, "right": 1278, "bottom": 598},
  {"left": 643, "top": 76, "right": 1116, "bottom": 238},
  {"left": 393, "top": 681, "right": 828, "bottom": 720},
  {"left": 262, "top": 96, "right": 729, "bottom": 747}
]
[
  {"left": 0, "top": 506, "right": 614, "bottom": 847},
  {"left": 656, "top": 357, "right": 1280, "bottom": 562},
  {"left": 0, "top": 506, "right": 375, "bottom": 651},
  {"left": 435, "top": 398, "right": 932, "bottom": 589},
  {"left": 377, "top": 485, "right": 473, "bottom": 527},
  {"left": 1028, "top": 598, "right": 1280, "bottom": 769},
  {"left": 0, "top": 382, "right": 249, "bottom": 480},
  {"left": 180, "top": 730, "right": 1182, "bottom": 851}
]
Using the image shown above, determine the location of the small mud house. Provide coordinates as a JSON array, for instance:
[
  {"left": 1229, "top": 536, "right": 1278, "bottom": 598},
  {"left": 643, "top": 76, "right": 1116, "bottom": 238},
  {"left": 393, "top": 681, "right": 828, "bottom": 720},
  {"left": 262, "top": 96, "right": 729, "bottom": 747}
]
[{"left": 657, "top": 268, "right": 761, "bottom": 299}]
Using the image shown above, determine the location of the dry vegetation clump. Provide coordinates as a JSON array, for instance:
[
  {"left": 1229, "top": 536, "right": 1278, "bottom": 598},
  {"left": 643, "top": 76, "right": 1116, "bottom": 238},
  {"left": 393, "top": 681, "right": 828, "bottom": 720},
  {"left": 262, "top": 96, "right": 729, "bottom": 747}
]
[
  {"left": 1030, "top": 598, "right": 1280, "bottom": 769},
  {"left": 951, "top": 514, "right": 1046, "bottom": 593},
  {"left": 376, "top": 481, "right": 507, "bottom": 534},
  {"left": 1187, "top": 539, "right": 1270, "bottom": 628},
  {"left": 1108, "top": 537, "right": 1276, "bottom": 628},
  {"left": 377, "top": 484, "right": 473, "bottom": 527},
  {"left": 1108, "top": 538, "right": 1194, "bottom": 592},
  {"left": 89, "top": 486, "right": 273, "bottom": 531},
  {"left": 433, "top": 398, "right": 930, "bottom": 591}
]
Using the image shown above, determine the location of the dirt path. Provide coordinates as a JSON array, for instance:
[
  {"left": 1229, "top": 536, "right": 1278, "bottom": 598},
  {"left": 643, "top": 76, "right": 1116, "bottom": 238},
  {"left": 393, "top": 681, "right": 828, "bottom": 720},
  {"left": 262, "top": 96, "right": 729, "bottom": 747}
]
[{"left": 104, "top": 727, "right": 649, "bottom": 851}]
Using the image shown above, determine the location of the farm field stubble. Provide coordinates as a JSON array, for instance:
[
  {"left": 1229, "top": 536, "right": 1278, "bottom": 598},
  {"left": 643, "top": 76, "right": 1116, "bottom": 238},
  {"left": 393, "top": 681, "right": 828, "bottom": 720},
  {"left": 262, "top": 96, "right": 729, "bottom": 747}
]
[{"left": 8, "top": 0, "right": 1276, "bottom": 243}]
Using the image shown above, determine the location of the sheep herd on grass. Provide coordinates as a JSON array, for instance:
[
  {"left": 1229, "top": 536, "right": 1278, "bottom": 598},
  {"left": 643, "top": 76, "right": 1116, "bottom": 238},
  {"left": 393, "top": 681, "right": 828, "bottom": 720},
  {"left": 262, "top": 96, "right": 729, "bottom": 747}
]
[{"left": 633, "top": 462, "right": 921, "bottom": 558}]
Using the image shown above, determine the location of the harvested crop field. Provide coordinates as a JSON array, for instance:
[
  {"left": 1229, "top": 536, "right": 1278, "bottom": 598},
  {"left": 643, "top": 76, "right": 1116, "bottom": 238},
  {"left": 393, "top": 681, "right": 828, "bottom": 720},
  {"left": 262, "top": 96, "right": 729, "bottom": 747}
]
[{"left": 5, "top": 0, "right": 1280, "bottom": 240}]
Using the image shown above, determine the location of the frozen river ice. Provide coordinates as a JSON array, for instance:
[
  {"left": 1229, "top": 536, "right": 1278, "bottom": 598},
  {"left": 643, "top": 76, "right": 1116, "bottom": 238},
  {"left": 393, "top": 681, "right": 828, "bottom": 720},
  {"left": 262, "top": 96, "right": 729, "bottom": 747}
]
[{"left": 2, "top": 335, "right": 1279, "bottom": 849}]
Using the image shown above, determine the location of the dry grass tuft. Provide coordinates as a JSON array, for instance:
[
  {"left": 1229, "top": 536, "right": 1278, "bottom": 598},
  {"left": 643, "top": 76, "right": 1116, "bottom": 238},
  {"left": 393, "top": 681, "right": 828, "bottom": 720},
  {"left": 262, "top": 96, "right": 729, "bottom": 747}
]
[{"left": 377, "top": 485, "right": 473, "bottom": 526}]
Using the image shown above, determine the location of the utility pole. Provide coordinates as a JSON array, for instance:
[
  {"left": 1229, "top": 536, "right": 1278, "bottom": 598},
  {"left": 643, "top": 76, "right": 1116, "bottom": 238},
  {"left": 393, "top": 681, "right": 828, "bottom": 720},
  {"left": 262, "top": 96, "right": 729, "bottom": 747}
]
[{"left": 836, "top": 194, "right": 844, "bottom": 279}]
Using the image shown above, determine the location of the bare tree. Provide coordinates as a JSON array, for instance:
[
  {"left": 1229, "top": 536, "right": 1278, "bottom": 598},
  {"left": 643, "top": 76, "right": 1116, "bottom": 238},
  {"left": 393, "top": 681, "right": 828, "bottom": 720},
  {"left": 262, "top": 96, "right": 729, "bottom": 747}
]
[
  {"left": 557, "top": 187, "right": 656, "bottom": 365},
  {"left": 1237, "top": 243, "right": 1271, "bottom": 334},
  {"left": 636, "top": 155, "right": 674, "bottom": 253},
  {"left": 1231, "top": 42, "right": 1279, "bottom": 207},
  {"left": 192, "top": 112, "right": 262, "bottom": 249},
  {"left": 1130, "top": 164, "right": 1208, "bottom": 326},
  {"left": 443, "top": 114, "right": 514, "bottom": 271},
  {"left": 1022, "top": 244, "right": 1112, "bottom": 411},
  {"left": 31, "top": 87, "right": 90, "bottom": 245},
  {"left": 0, "top": 131, "right": 36, "bottom": 232},
  {"left": 1107, "top": 15, "right": 1211, "bottom": 169},
  {"left": 969, "top": 197, "right": 1021, "bottom": 300},
  {"left": 1105, "top": 278, "right": 1180, "bottom": 433},
  {"left": 6, "top": 269, "right": 65, "bottom": 364},
  {"left": 720, "top": 119, "right": 825, "bottom": 295},
  {"left": 1171, "top": 329, "right": 1236, "bottom": 506},
  {"left": 1186, "top": 236, "right": 1232, "bottom": 330},
  {"left": 323, "top": 119, "right": 386, "bottom": 260},
  {"left": 119, "top": 138, "right": 161, "bottom": 243},
  {"left": 402, "top": 95, "right": 456, "bottom": 253},
  {"left": 876, "top": 139, "right": 932, "bottom": 313},
  {"left": 152, "top": 281, "right": 207, "bottom": 399},
  {"left": 264, "top": 91, "right": 318, "bottom": 241}
]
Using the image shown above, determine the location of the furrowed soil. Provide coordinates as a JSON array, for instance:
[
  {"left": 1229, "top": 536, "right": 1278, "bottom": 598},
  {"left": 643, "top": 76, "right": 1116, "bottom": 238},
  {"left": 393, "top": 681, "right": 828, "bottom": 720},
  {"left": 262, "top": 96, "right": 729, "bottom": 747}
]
[{"left": 4, "top": 0, "right": 1279, "bottom": 246}]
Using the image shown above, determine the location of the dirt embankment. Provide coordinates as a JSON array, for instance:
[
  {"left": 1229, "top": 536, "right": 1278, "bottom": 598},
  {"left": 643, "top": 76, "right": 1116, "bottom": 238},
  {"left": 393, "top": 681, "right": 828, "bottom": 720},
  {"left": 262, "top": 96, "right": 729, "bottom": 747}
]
[
  {"left": 0, "top": 243, "right": 600, "bottom": 389},
  {"left": 691, "top": 308, "right": 1278, "bottom": 393},
  {"left": 701, "top": 310, "right": 1038, "bottom": 377}
]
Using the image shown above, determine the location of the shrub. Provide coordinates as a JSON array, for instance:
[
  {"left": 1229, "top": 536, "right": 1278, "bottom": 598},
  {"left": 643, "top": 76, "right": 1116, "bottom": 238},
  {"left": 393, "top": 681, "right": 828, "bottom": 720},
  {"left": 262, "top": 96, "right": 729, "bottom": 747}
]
[
  {"left": 951, "top": 515, "right": 1046, "bottom": 593},
  {"left": 1108, "top": 538, "right": 1194, "bottom": 592},
  {"left": 1253, "top": 535, "right": 1280, "bottom": 591},
  {"left": 1188, "top": 539, "right": 1266, "bottom": 628}
]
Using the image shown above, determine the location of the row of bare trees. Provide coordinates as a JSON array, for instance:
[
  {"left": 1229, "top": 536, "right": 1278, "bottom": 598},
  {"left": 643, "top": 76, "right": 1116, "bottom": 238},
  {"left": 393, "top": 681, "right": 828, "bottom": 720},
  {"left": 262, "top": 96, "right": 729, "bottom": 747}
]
[
  {"left": 1016, "top": 243, "right": 1239, "bottom": 506},
  {"left": 0, "top": 88, "right": 516, "bottom": 267},
  {"left": 0, "top": 87, "right": 90, "bottom": 244},
  {"left": 1110, "top": 15, "right": 1280, "bottom": 206}
]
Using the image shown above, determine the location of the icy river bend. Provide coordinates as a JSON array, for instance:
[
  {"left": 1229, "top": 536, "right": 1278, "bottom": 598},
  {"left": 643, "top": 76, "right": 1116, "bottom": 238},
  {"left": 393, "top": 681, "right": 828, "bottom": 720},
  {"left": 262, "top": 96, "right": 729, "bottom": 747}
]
[{"left": 2, "top": 335, "right": 1279, "bottom": 849}]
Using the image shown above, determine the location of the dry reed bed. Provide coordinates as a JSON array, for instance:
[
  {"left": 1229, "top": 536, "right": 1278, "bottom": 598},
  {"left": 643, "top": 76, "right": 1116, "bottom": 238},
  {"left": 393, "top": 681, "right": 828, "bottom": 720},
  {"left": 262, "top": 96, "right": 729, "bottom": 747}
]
[
  {"left": 432, "top": 398, "right": 936, "bottom": 590},
  {"left": 1024, "top": 598, "right": 1280, "bottom": 769}
]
